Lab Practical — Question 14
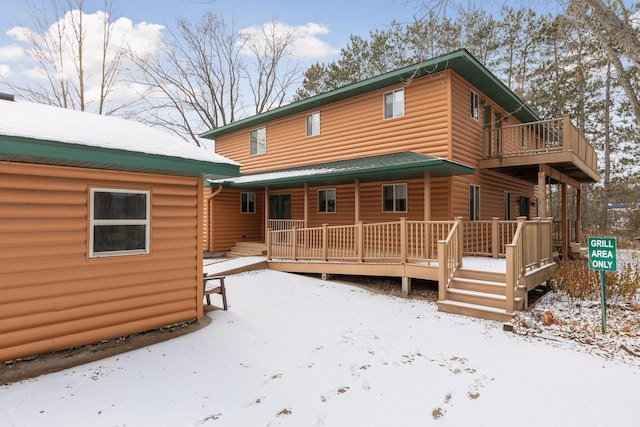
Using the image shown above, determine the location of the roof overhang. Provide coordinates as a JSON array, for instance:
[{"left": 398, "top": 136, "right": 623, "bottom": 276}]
[
  {"left": 0, "top": 135, "right": 240, "bottom": 179},
  {"left": 201, "top": 49, "right": 540, "bottom": 140},
  {"left": 207, "top": 151, "right": 474, "bottom": 190}
]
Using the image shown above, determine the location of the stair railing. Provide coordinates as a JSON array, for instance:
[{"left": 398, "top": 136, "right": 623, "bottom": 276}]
[{"left": 437, "top": 217, "right": 463, "bottom": 302}]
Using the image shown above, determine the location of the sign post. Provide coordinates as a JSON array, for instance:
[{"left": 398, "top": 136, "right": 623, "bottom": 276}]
[{"left": 587, "top": 237, "right": 617, "bottom": 333}]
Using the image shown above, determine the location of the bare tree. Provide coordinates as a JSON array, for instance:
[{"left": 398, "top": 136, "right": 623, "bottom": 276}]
[
  {"left": 1, "top": 0, "right": 127, "bottom": 114},
  {"left": 130, "top": 15, "right": 301, "bottom": 144},
  {"left": 241, "top": 21, "right": 302, "bottom": 115},
  {"left": 130, "top": 11, "right": 245, "bottom": 145}
]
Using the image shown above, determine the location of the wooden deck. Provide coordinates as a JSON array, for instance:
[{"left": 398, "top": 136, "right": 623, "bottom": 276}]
[{"left": 266, "top": 217, "right": 557, "bottom": 321}]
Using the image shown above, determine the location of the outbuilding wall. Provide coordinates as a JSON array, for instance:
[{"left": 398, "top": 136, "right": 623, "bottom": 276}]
[{"left": 0, "top": 161, "right": 203, "bottom": 362}]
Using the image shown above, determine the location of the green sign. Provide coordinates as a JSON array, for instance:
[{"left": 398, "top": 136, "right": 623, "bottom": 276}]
[{"left": 588, "top": 237, "right": 617, "bottom": 271}]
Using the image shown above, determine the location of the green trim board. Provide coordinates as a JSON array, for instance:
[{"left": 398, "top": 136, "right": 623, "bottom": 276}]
[
  {"left": 201, "top": 49, "right": 539, "bottom": 140},
  {"left": 207, "top": 151, "right": 474, "bottom": 190},
  {"left": 0, "top": 135, "right": 240, "bottom": 179}
]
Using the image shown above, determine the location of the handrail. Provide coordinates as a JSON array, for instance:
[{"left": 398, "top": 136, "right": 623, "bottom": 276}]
[
  {"left": 504, "top": 218, "right": 525, "bottom": 314},
  {"left": 438, "top": 218, "right": 462, "bottom": 302}
]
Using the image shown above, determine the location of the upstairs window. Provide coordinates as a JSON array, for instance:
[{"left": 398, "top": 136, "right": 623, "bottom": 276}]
[
  {"left": 90, "top": 188, "right": 150, "bottom": 258},
  {"left": 306, "top": 112, "right": 320, "bottom": 136},
  {"left": 384, "top": 88, "right": 404, "bottom": 119},
  {"left": 250, "top": 127, "right": 266, "bottom": 155},
  {"left": 318, "top": 188, "right": 336, "bottom": 213},
  {"left": 382, "top": 183, "right": 407, "bottom": 212},
  {"left": 241, "top": 192, "right": 256, "bottom": 214},
  {"left": 470, "top": 90, "right": 479, "bottom": 121},
  {"left": 469, "top": 184, "right": 481, "bottom": 221}
]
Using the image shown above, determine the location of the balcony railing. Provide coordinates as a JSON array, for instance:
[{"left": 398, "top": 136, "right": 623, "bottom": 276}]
[{"left": 482, "top": 116, "right": 598, "bottom": 173}]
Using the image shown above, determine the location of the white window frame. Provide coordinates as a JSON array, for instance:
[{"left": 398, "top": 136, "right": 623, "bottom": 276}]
[
  {"left": 306, "top": 111, "right": 320, "bottom": 137},
  {"left": 318, "top": 188, "right": 336, "bottom": 213},
  {"left": 382, "top": 183, "right": 407, "bottom": 213},
  {"left": 470, "top": 90, "right": 479, "bottom": 121},
  {"left": 250, "top": 127, "right": 266, "bottom": 155},
  {"left": 383, "top": 88, "right": 405, "bottom": 119},
  {"left": 89, "top": 188, "right": 150, "bottom": 258},
  {"left": 469, "top": 184, "right": 481, "bottom": 221},
  {"left": 241, "top": 192, "right": 256, "bottom": 214}
]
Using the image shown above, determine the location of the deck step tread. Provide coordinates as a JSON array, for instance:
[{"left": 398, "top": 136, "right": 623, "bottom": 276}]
[
  {"left": 437, "top": 300, "right": 515, "bottom": 321},
  {"left": 451, "top": 277, "right": 506, "bottom": 288},
  {"left": 447, "top": 288, "right": 506, "bottom": 301}
]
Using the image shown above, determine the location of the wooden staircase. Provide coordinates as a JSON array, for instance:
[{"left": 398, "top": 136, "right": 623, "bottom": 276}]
[
  {"left": 437, "top": 268, "right": 525, "bottom": 322},
  {"left": 225, "top": 241, "right": 267, "bottom": 258}
]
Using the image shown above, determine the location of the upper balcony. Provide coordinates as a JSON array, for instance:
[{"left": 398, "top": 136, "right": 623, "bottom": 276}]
[{"left": 478, "top": 116, "right": 600, "bottom": 185}]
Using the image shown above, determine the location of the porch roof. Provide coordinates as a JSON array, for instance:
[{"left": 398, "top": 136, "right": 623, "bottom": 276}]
[{"left": 206, "top": 151, "right": 474, "bottom": 189}]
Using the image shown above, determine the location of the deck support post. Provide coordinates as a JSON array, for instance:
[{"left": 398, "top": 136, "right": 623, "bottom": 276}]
[
  {"left": 491, "top": 217, "right": 499, "bottom": 258},
  {"left": 437, "top": 240, "right": 446, "bottom": 302},
  {"left": 576, "top": 185, "right": 582, "bottom": 244},
  {"left": 354, "top": 178, "right": 361, "bottom": 223},
  {"left": 322, "top": 224, "right": 328, "bottom": 261},
  {"left": 535, "top": 217, "right": 542, "bottom": 268},
  {"left": 266, "top": 227, "right": 272, "bottom": 260},
  {"left": 400, "top": 217, "right": 407, "bottom": 264},
  {"left": 537, "top": 170, "right": 547, "bottom": 219},
  {"left": 292, "top": 226, "right": 298, "bottom": 261},
  {"left": 402, "top": 276, "right": 411, "bottom": 295},
  {"left": 561, "top": 183, "right": 568, "bottom": 258},
  {"left": 304, "top": 183, "right": 309, "bottom": 228},
  {"left": 357, "top": 221, "right": 364, "bottom": 262},
  {"left": 455, "top": 217, "right": 463, "bottom": 268}
]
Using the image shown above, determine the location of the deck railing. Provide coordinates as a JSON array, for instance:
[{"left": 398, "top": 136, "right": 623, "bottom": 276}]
[
  {"left": 482, "top": 116, "right": 598, "bottom": 173},
  {"left": 268, "top": 219, "right": 306, "bottom": 231},
  {"left": 462, "top": 218, "right": 519, "bottom": 257},
  {"left": 505, "top": 217, "right": 554, "bottom": 312},
  {"left": 438, "top": 219, "right": 462, "bottom": 302}
]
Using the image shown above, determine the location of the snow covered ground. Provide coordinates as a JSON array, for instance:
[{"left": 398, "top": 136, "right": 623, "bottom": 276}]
[{"left": 1, "top": 267, "right": 639, "bottom": 426}]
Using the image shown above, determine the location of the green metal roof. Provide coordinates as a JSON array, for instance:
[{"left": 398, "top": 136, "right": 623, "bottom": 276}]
[
  {"left": 201, "top": 49, "right": 540, "bottom": 140},
  {"left": 207, "top": 151, "right": 474, "bottom": 190},
  {"left": 0, "top": 134, "right": 240, "bottom": 179}
]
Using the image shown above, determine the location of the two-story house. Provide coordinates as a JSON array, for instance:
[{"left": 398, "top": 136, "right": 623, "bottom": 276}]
[{"left": 201, "top": 49, "right": 599, "bottom": 321}]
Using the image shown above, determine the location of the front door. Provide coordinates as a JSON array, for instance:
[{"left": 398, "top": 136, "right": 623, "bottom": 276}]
[
  {"left": 269, "top": 194, "right": 291, "bottom": 219},
  {"left": 519, "top": 197, "right": 530, "bottom": 219}
]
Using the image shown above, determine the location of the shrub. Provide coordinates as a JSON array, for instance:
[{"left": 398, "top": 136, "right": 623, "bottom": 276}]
[{"left": 548, "top": 255, "right": 639, "bottom": 304}]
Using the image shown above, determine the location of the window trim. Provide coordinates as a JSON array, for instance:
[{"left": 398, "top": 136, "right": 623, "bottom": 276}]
[
  {"left": 382, "top": 183, "right": 408, "bottom": 213},
  {"left": 89, "top": 187, "right": 150, "bottom": 258},
  {"left": 250, "top": 127, "right": 266, "bottom": 155},
  {"left": 306, "top": 111, "right": 320, "bottom": 137},
  {"left": 470, "top": 90, "right": 479, "bottom": 121},
  {"left": 317, "top": 188, "right": 336, "bottom": 214},
  {"left": 383, "top": 88, "right": 405, "bottom": 120},
  {"left": 241, "top": 192, "right": 256, "bottom": 214},
  {"left": 469, "top": 184, "right": 480, "bottom": 221}
]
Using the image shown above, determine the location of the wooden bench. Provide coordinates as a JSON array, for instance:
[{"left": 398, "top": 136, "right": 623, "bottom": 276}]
[{"left": 203, "top": 274, "right": 228, "bottom": 310}]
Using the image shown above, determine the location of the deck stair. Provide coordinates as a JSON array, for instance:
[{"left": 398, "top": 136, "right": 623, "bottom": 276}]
[
  {"left": 437, "top": 268, "right": 522, "bottom": 322},
  {"left": 225, "top": 241, "right": 267, "bottom": 258}
]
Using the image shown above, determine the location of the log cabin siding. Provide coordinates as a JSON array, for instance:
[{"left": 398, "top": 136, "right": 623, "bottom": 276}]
[
  {"left": 0, "top": 161, "right": 202, "bottom": 362},
  {"left": 215, "top": 72, "right": 453, "bottom": 174},
  {"left": 307, "top": 183, "right": 356, "bottom": 227},
  {"left": 210, "top": 189, "right": 264, "bottom": 253},
  {"left": 448, "top": 72, "right": 537, "bottom": 220}
]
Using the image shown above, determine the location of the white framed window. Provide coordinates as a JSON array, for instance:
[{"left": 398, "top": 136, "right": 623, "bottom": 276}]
[
  {"left": 384, "top": 88, "right": 404, "bottom": 119},
  {"left": 241, "top": 192, "right": 256, "bottom": 214},
  {"left": 470, "top": 90, "right": 479, "bottom": 120},
  {"left": 250, "top": 127, "right": 266, "bottom": 155},
  {"left": 469, "top": 184, "right": 480, "bottom": 221},
  {"left": 503, "top": 191, "right": 511, "bottom": 220},
  {"left": 318, "top": 188, "right": 336, "bottom": 213},
  {"left": 382, "top": 183, "right": 407, "bottom": 212},
  {"left": 89, "top": 188, "right": 150, "bottom": 258},
  {"left": 306, "top": 111, "right": 320, "bottom": 137}
]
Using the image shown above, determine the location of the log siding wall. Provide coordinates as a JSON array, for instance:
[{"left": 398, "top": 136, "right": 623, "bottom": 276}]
[
  {"left": 209, "top": 69, "right": 538, "bottom": 248},
  {"left": 0, "top": 161, "right": 203, "bottom": 362}
]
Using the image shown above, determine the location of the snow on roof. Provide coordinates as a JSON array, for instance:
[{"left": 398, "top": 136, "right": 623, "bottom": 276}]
[{"left": 0, "top": 100, "right": 239, "bottom": 166}]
